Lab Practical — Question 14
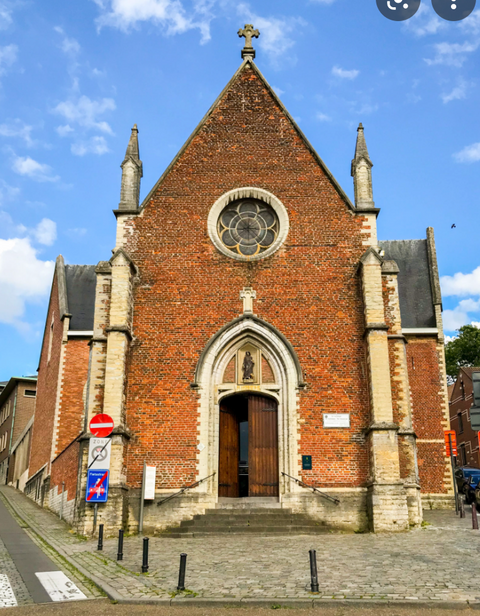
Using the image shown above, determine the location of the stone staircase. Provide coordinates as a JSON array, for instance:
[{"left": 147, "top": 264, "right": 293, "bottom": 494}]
[{"left": 160, "top": 499, "right": 331, "bottom": 537}]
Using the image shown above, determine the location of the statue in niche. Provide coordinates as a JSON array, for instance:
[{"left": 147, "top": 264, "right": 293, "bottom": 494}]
[{"left": 242, "top": 351, "right": 255, "bottom": 382}]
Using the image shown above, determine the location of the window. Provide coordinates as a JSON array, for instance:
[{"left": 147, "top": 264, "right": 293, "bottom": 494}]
[
  {"left": 458, "top": 412, "right": 464, "bottom": 433},
  {"left": 208, "top": 187, "right": 290, "bottom": 262},
  {"left": 217, "top": 199, "right": 279, "bottom": 258},
  {"left": 460, "top": 443, "right": 467, "bottom": 466},
  {"left": 24, "top": 390, "right": 36, "bottom": 398}
]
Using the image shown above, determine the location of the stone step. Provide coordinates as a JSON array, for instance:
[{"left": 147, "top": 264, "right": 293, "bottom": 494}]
[
  {"left": 162, "top": 525, "right": 330, "bottom": 535},
  {"left": 182, "top": 516, "right": 322, "bottom": 527},
  {"left": 216, "top": 498, "right": 282, "bottom": 509},
  {"left": 204, "top": 508, "right": 292, "bottom": 516}
]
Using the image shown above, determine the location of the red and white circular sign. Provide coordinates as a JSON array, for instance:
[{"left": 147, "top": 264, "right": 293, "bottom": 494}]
[{"left": 89, "top": 414, "right": 114, "bottom": 438}]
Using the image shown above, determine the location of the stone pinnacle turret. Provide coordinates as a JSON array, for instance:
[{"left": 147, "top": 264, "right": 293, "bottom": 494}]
[
  {"left": 351, "top": 123, "right": 375, "bottom": 210},
  {"left": 118, "top": 124, "right": 143, "bottom": 211}
]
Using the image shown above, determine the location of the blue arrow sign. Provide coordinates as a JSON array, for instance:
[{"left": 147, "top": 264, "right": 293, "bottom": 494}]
[{"left": 86, "top": 469, "right": 109, "bottom": 503}]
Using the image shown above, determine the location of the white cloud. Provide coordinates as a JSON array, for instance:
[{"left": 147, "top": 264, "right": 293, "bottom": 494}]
[
  {"left": 94, "top": 0, "right": 214, "bottom": 43},
  {"left": 0, "top": 119, "right": 34, "bottom": 146},
  {"left": 53, "top": 95, "right": 116, "bottom": 134},
  {"left": 0, "top": 2, "right": 13, "bottom": 30},
  {"left": 0, "top": 179, "right": 19, "bottom": 204},
  {"left": 54, "top": 26, "right": 81, "bottom": 56},
  {"left": 443, "top": 307, "right": 469, "bottom": 332},
  {"left": 461, "top": 9, "right": 480, "bottom": 35},
  {"left": 309, "top": 0, "right": 336, "bottom": 3},
  {"left": 0, "top": 237, "right": 55, "bottom": 327},
  {"left": 425, "top": 40, "right": 480, "bottom": 67},
  {"left": 442, "top": 299, "right": 480, "bottom": 331},
  {"left": 56, "top": 124, "right": 75, "bottom": 137},
  {"left": 441, "top": 266, "right": 480, "bottom": 297},
  {"left": 71, "top": 136, "right": 110, "bottom": 156},
  {"left": 0, "top": 43, "right": 17, "bottom": 75},
  {"left": 454, "top": 142, "right": 480, "bottom": 163},
  {"left": 33, "top": 218, "right": 57, "bottom": 246},
  {"left": 237, "top": 3, "right": 306, "bottom": 65},
  {"left": 316, "top": 111, "right": 331, "bottom": 122},
  {"left": 12, "top": 156, "right": 60, "bottom": 182},
  {"left": 66, "top": 227, "right": 87, "bottom": 238},
  {"left": 403, "top": 4, "right": 444, "bottom": 37},
  {"left": 272, "top": 85, "right": 284, "bottom": 96},
  {"left": 442, "top": 80, "right": 469, "bottom": 104},
  {"left": 332, "top": 66, "right": 359, "bottom": 80}
]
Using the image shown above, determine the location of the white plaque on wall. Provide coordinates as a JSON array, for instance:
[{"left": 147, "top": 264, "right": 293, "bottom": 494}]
[
  {"left": 143, "top": 465, "right": 156, "bottom": 500},
  {"left": 323, "top": 413, "right": 350, "bottom": 428}
]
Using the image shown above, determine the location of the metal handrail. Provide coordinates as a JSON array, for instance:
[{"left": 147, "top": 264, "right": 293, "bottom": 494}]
[
  {"left": 157, "top": 472, "right": 216, "bottom": 507},
  {"left": 281, "top": 471, "right": 340, "bottom": 505}
]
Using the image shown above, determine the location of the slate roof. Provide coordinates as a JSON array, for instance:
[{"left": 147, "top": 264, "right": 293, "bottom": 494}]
[
  {"left": 379, "top": 239, "right": 436, "bottom": 329},
  {"left": 65, "top": 265, "right": 96, "bottom": 330}
]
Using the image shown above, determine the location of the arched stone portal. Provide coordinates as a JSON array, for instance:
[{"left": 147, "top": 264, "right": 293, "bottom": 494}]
[{"left": 193, "top": 314, "right": 305, "bottom": 504}]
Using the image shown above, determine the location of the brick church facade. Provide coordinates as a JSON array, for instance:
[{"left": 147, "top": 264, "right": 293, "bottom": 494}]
[{"left": 27, "top": 30, "right": 453, "bottom": 533}]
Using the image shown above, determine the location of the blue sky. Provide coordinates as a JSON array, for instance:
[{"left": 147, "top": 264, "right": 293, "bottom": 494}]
[{"left": 0, "top": 0, "right": 479, "bottom": 379}]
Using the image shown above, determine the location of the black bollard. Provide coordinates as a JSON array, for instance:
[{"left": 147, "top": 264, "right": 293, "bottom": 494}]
[
  {"left": 97, "top": 524, "right": 104, "bottom": 551},
  {"left": 473, "top": 502, "right": 479, "bottom": 530},
  {"left": 117, "top": 529, "right": 124, "bottom": 561},
  {"left": 177, "top": 553, "right": 187, "bottom": 591},
  {"left": 460, "top": 497, "right": 465, "bottom": 519},
  {"left": 309, "top": 549, "right": 319, "bottom": 593},
  {"left": 141, "top": 537, "right": 149, "bottom": 573}
]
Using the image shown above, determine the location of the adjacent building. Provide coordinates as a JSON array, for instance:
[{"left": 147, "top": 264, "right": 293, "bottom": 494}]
[
  {"left": 25, "top": 257, "right": 95, "bottom": 515},
  {"left": 0, "top": 377, "right": 37, "bottom": 486},
  {"left": 449, "top": 367, "right": 480, "bottom": 468}
]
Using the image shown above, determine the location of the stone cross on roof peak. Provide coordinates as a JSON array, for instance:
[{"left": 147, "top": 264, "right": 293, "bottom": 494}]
[{"left": 238, "top": 24, "right": 260, "bottom": 60}]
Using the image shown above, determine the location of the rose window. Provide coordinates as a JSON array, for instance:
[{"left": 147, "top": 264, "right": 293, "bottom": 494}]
[{"left": 217, "top": 199, "right": 279, "bottom": 258}]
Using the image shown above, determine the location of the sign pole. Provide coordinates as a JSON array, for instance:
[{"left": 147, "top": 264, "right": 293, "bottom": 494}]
[
  {"left": 93, "top": 503, "right": 98, "bottom": 530},
  {"left": 448, "top": 433, "right": 458, "bottom": 514},
  {"left": 139, "top": 461, "right": 146, "bottom": 535}
]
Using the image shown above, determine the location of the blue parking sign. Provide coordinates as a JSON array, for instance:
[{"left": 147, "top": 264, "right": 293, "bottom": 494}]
[{"left": 86, "top": 469, "right": 109, "bottom": 503}]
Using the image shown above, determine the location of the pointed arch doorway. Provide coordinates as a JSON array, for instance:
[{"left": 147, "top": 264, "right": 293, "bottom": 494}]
[{"left": 218, "top": 393, "right": 279, "bottom": 498}]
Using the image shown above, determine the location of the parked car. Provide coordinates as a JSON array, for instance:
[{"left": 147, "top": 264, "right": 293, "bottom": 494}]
[{"left": 455, "top": 467, "right": 480, "bottom": 504}]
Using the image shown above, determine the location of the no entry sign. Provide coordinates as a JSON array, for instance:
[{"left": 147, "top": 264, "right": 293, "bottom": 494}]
[{"left": 89, "top": 414, "right": 114, "bottom": 438}]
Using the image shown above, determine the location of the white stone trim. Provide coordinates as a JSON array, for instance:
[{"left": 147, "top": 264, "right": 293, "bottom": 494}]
[
  {"left": 195, "top": 318, "right": 301, "bottom": 501},
  {"left": 67, "top": 331, "right": 93, "bottom": 337},
  {"left": 402, "top": 328, "right": 438, "bottom": 335},
  {"left": 207, "top": 187, "right": 289, "bottom": 262}
]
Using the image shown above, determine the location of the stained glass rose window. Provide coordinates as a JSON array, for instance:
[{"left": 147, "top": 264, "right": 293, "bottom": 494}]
[{"left": 217, "top": 199, "right": 279, "bottom": 258}]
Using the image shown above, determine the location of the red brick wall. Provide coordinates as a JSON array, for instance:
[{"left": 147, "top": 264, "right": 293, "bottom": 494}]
[
  {"left": 449, "top": 371, "right": 480, "bottom": 468},
  {"left": 407, "top": 337, "right": 448, "bottom": 493},
  {"left": 29, "top": 273, "right": 63, "bottom": 477},
  {"left": 121, "top": 65, "right": 370, "bottom": 490},
  {"left": 55, "top": 340, "right": 90, "bottom": 456},
  {"left": 11, "top": 383, "right": 36, "bottom": 444},
  {"left": 50, "top": 439, "right": 80, "bottom": 501}
]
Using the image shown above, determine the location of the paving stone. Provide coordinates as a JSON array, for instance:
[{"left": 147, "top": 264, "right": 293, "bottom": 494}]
[{"left": 2, "top": 486, "right": 480, "bottom": 605}]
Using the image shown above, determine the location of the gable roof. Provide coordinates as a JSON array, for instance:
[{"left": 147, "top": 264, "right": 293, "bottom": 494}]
[
  {"left": 65, "top": 265, "right": 96, "bottom": 330},
  {"left": 379, "top": 239, "right": 436, "bottom": 329},
  {"left": 139, "top": 58, "right": 360, "bottom": 214}
]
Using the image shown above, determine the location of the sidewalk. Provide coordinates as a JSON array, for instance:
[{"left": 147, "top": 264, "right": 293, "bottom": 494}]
[{"left": 1, "top": 485, "right": 480, "bottom": 608}]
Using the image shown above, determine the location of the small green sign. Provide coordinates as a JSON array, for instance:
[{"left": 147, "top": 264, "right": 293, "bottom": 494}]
[{"left": 302, "top": 455, "right": 312, "bottom": 470}]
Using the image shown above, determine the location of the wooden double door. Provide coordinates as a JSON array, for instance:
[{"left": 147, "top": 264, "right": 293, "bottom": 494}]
[{"left": 218, "top": 394, "right": 279, "bottom": 498}]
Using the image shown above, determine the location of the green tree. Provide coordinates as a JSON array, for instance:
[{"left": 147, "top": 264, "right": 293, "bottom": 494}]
[{"left": 445, "top": 325, "right": 480, "bottom": 381}]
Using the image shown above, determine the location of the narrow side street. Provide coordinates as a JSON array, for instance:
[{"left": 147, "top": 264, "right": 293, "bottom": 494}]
[{"left": 0, "top": 491, "right": 101, "bottom": 607}]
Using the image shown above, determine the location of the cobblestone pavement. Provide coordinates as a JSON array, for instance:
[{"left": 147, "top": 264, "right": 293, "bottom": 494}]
[
  {"left": 2, "top": 486, "right": 480, "bottom": 605},
  {"left": 0, "top": 533, "right": 32, "bottom": 606}
]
